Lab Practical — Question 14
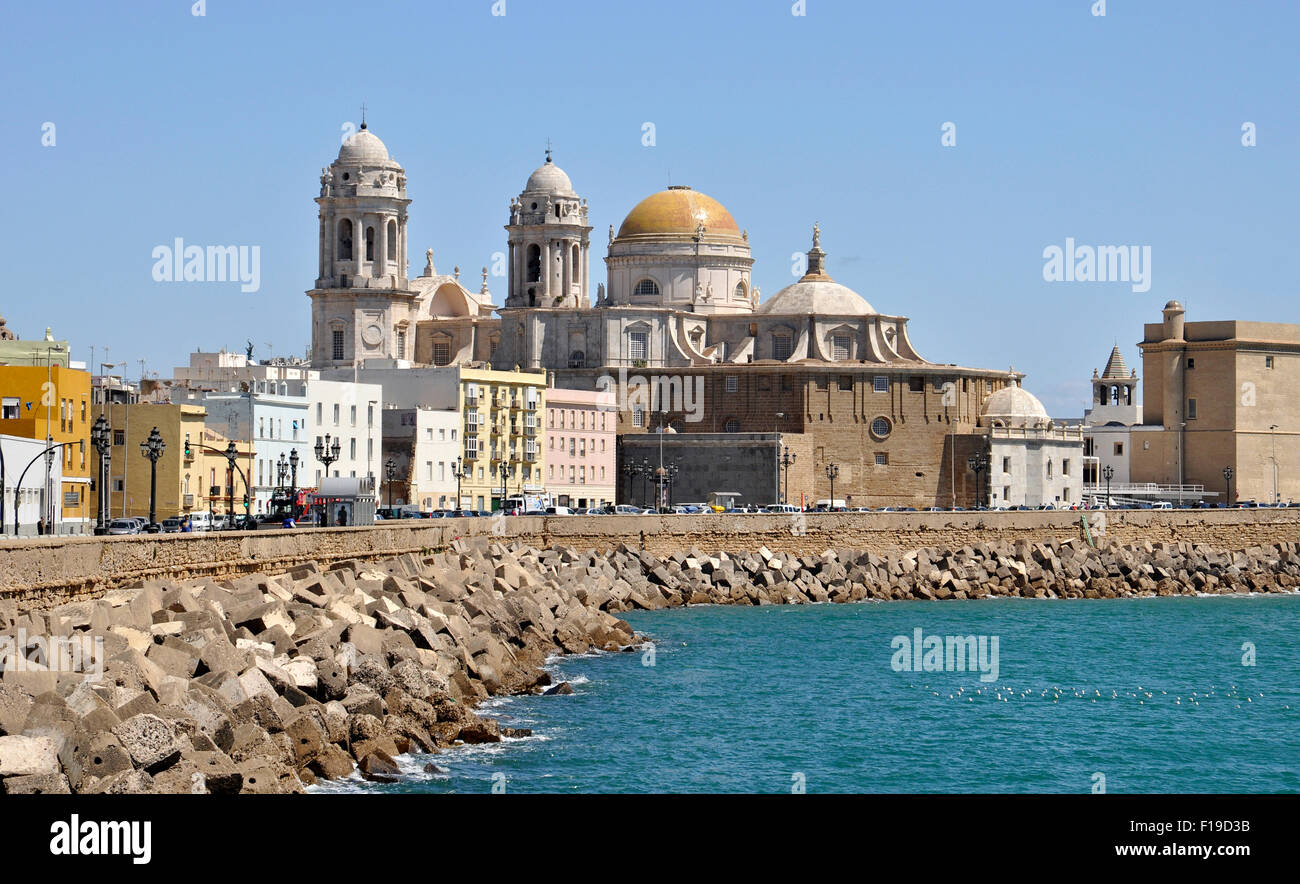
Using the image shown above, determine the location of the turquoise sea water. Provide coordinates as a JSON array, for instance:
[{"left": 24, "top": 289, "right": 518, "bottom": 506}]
[{"left": 315, "top": 595, "right": 1300, "bottom": 794}]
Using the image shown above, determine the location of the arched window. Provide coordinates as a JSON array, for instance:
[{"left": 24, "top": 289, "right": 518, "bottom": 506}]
[
  {"left": 633, "top": 278, "right": 660, "bottom": 298},
  {"left": 386, "top": 220, "right": 397, "bottom": 261},
  {"left": 365, "top": 226, "right": 375, "bottom": 261},
  {"left": 571, "top": 244, "right": 580, "bottom": 276},
  {"left": 338, "top": 219, "right": 353, "bottom": 260},
  {"left": 526, "top": 245, "right": 541, "bottom": 283},
  {"left": 723, "top": 418, "right": 740, "bottom": 433},
  {"left": 734, "top": 281, "right": 747, "bottom": 300},
  {"left": 568, "top": 350, "right": 585, "bottom": 369}
]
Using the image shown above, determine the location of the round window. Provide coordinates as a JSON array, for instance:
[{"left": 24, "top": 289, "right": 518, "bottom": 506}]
[{"left": 870, "top": 416, "right": 892, "bottom": 440}]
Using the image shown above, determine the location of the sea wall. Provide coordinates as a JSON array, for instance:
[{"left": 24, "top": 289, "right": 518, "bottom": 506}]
[
  {"left": 2, "top": 510, "right": 1299, "bottom": 610},
  {"left": 1, "top": 532, "right": 1297, "bottom": 793}
]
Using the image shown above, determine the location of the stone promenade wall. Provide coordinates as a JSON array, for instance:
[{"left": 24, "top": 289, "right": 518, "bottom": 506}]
[{"left": 2, "top": 510, "right": 1298, "bottom": 610}]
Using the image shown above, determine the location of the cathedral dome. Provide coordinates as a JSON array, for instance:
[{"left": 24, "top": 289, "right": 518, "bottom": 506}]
[
  {"left": 981, "top": 384, "right": 1050, "bottom": 427},
  {"left": 616, "top": 186, "right": 742, "bottom": 240},
  {"left": 760, "top": 280, "right": 874, "bottom": 316},
  {"left": 337, "top": 127, "right": 391, "bottom": 165},
  {"left": 524, "top": 156, "right": 575, "bottom": 195},
  {"left": 759, "top": 226, "right": 874, "bottom": 315}
]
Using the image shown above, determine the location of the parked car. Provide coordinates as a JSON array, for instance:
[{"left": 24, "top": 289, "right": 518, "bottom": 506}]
[
  {"left": 160, "top": 516, "right": 185, "bottom": 533},
  {"left": 764, "top": 504, "right": 801, "bottom": 514},
  {"left": 107, "top": 518, "right": 140, "bottom": 535}
]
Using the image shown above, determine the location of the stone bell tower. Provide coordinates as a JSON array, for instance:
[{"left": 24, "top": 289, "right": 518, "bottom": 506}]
[{"left": 308, "top": 121, "right": 418, "bottom": 368}]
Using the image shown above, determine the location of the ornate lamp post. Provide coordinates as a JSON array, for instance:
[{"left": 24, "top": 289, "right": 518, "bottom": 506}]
[
  {"left": 138, "top": 426, "right": 165, "bottom": 531},
  {"left": 654, "top": 465, "right": 667, "bottom": 511},
  {"left": 640, "top": 457, "right": 652, "bottom": 509},
  {"left": 276, "top": 453, "right": 289, "bottom": 490},
  {"left": 780, "top": 447, "right": 797, "bottom": 505},
  {"left": 1223, "top": 466, "right": 1234, "bottom": 508},
  {"left": 1102, "top": 464, "right": 1114, "bottom": 509},
  {"left": 91, "top": 414, "right": 111, "bottom": 535},
  {"left": 384, "top": 457, "right": 397, "bottom": 509},
  {"left": 222, "top": 440, "right": 240, "bottom": 528},
  {"left": 453, "top": 457, "right": 466, "bottom": 511},
  {"left": 825, "top": 463, "right": 839, "bottom": 510},
  {"left": 622, "top": 460, "right": 641, "bottom": 508},
  {"left": 968, "top": 453, "right": 988, "bottom": 509},
  {"left": 665, "top": 463, "right": 680, "bottom": 507},
  {"left": 315, "top": 434, "right": 340, "bottom": 525},
  {"left": 498, "top": 461, "right": 509, "bottom": 512},
  {"left": 288, "top": 448, "right": 300, "bottom": 515}
]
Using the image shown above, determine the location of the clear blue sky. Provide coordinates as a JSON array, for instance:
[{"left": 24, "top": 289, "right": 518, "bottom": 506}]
[{"left": 3, "top": 0, "right": 1296, "bottom": 416}]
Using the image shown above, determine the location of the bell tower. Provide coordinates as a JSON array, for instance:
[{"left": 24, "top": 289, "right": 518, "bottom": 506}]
[
  {"left": 504, "top": 149, "right": 591, "bottom": 310},
  {"left": 308, "top": 121, "right": 418, "bottom": 368}
]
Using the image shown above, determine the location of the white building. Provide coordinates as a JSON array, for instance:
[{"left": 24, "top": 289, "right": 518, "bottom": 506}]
[
  {"left": 305, "top": 378, "right": 383, "bottom": 484},
  {"left": 194, "top": 390, "right": 309, "bottom": 514},
  {"left": 381, "top": 406, "right": 460, "bottom": 510},
  {"left": 2, "top": 433, "right": 64, "bottom": 536},
  {"left": 1082, "top": 346, "right": 1144, "bottom": 492},
  {"left": 980, "top": 383, "right": 1084, "bottom": 509}
]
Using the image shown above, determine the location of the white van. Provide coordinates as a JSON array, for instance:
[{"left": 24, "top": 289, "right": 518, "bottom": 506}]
[
  {"left": 1152, "top": 501, "right": 1173, "bottom": 510},
  {"left": 187, "top": 511, "right": 214, "bottom": 532},
  {"left": 765, "top": 504, "right": 801, "bottom": 514}
]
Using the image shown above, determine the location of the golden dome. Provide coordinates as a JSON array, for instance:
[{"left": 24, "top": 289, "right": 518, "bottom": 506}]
[{"left": 616, "top": 186, "right": 743, "bottom": 240}]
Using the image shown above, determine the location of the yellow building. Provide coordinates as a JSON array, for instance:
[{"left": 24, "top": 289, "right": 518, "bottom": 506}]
[
  {"left": 459, "top": 367, "right": 546, "bottom": 510},
  {"left": 195, "top": 426, "right": 256, "bottom": 517},
  {"left": 91, "top": 402, "right": 207, "bottom": 522},
  {"left": 0, "top": 363, "right": 92, "bottom": 532}
]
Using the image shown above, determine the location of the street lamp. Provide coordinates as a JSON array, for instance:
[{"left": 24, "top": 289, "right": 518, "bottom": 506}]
[
  {"left": 453, "top": 457, "right": 467, "bottom": 511},
  {"left": 276, "top": 453, "right": 289, "bottom": 490},
  {"left": 654, "top": 465, "right": 667, "bottom": 512},
  {"left": 825, "top": 463, "right": 839, "bottom": 510},
  {"left": 1102, "top": 464, "right": 1114, "bottom": 509},
  {"left": 968, "top": 453, "right": 988, "bottom": 509},
  {"left": 498, "top": 461, "right": 509, "bottom": 511},
  {"left": 1223, "top": 466, "right": 1234, "bottom": 508},
  {"left": 622, "top": 460, "right": 642, "bottom": 508},
  {"left": 91, "top": 414, "right": 111, "bottom": 535},
  {"left": 774, "top": 412, "right": 786, "bottom": 504},
  {"left": 222, "top": 440, "right": 240, "bottom": 528},
  {"left": 315, "top": 434, "right": 340, "bottom": 525},
  {"left": 665, "top": 463, "right": 680, "bottom": 507},
  {"left": 138, "top": 426, "right": 165, "bottom": 531},
  {"left": 640, "top": 457, "right": 652, "bottom": 509},
  {"left": 1270, "top": 425, "right": 1279, "bottom": 504},
  {"left": 384, "top": 458, "right": 398, "bottom": 509},
  {"left": 288, "top": 448, "right": 299, "bottom": 515},
  {"left": 780, "top": 447, "right": 797, "bottom": 504}
]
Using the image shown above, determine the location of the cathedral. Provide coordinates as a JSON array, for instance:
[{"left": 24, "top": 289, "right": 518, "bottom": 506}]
[{"left": 307, "top": 125, "right": 1058, "bottom": 507}]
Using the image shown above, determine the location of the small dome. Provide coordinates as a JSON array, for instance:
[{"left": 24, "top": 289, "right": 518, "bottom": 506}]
[
  {"left": 524, "top": 157, "right": 575, "bottom": 195},
  {"left": 759, "top": 280, "right": 875, "bottom": 316},
  {"left": 759, "top": 225, "right": 874, "bottom": 315},
  {"left": 338, "top": 127, "right": 391, "bottom": 165},
  {"left": 616, "top": 187, "right": 742, "bottom": 240},
  {"left": 981, "top": 384, "right": 1050, "bottom": 427},
  {"left": 1164, "top": 300, "right": 1184, "bottom": 311}
]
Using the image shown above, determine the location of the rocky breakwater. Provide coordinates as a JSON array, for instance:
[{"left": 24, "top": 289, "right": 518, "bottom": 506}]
[
  {"left": 0, "top": 539, "right": 636, "bottom": 794},
  {"left": 586, "top": 538, "right": 1300, "bottom": 606}
]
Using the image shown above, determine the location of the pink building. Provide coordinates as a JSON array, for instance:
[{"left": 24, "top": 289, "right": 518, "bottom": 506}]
[{"left": 544, "top": 385, "right": 617, "bottom": 509}]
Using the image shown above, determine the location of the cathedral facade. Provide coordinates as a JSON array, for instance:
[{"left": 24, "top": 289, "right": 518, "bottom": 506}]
[{"left": 307, "top": 127, "right": 1051, "bottom": 506}]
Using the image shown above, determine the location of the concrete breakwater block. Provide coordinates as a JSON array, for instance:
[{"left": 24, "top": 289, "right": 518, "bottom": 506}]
[{"left": 0, "top": 537, "right": 1295, "bottom": 792}]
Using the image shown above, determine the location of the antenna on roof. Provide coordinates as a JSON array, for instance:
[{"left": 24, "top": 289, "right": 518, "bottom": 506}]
[
  {"left": 545, "top": 137, "right": 552, "bottom": 162},
  {"left": 360, "top": 102, "right": 367, "bottom": 130}
]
